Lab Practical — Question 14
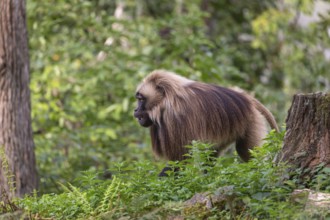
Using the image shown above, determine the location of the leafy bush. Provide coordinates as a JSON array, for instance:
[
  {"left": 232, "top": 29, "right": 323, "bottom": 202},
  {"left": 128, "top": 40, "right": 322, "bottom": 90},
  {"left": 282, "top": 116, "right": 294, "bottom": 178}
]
[{"left": 20, "top": 130, "right": 312, "bottom": 219}]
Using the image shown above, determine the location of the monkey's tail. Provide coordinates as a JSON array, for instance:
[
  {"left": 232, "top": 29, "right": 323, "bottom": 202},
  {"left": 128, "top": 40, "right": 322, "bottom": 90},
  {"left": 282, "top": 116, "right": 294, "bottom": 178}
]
[{"left": 253, "top": 99, "right": 279, "bottom": 132}]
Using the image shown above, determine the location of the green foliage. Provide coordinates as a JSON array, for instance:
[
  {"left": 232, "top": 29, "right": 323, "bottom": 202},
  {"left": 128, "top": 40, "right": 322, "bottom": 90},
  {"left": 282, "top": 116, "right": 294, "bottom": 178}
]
[
  {"left": 311, "top": 166, "right": 330, "bottom": 192},
  {"left": 287, "top": 162, "right": 330, "bottom": 193},
  {"left": 19, "top": 131, "right": 312, "bottom": 219},
  {"left": 0, "top": 148, "right": 19, "bottom": 213}
]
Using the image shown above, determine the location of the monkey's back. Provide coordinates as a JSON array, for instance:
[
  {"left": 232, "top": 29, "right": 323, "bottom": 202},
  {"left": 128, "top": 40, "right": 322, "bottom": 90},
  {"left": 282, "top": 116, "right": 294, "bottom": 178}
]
[{"left": 186, "top": 83, "right": 255, "bottom": 144}]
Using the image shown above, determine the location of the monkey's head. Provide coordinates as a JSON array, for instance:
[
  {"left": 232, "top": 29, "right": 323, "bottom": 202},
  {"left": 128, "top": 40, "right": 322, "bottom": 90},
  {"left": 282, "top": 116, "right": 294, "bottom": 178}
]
[
  {"left": 134, "top": 70, "right": 192, "bottom": 127},
  {"left": 133, "top": 91, "right": 154, "bottom": 127}
]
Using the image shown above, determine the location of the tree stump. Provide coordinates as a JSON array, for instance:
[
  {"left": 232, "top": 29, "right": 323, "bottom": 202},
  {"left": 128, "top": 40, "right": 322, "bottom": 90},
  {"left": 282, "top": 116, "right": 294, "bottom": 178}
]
[{"left": 277, "top": 92, "right": 330, "bottom": 173}]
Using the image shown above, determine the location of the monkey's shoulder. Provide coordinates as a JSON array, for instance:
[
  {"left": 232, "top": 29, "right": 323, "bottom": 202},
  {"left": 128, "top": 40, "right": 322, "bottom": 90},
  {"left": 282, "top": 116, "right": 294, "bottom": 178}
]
[{"left": 188, "top": 82, "right": 248, "bottom": 98}]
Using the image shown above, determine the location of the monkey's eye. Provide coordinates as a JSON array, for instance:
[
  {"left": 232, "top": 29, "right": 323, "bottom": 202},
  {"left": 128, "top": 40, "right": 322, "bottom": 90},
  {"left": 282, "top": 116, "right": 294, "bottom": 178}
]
[{"left": 136, "top": 92, "right": 147, "bottom": 103}]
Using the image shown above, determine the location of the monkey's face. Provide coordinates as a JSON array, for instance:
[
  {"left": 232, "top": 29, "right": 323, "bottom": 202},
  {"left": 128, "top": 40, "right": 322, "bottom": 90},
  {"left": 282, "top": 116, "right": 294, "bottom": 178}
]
[{"left": 134, "top": 92, "right": 153, "bottom": 127}]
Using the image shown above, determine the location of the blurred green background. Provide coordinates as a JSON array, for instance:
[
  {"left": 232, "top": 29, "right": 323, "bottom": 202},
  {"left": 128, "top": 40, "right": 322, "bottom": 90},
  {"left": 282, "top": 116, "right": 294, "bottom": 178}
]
[{"left": 27, "top": 0, "right": 330, "bottom": 193}]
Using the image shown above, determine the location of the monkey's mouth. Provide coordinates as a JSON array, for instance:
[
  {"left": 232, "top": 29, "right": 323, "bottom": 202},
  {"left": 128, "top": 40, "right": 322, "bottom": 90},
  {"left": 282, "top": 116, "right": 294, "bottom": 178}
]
[
  {"left": 137, "top": 116, "right": 147, "bottom": 124},
  {"left": 138, "top": 116, "right": 153, "bottom": 127},
  {"left": 136, "top": 115, "right": 144, "bottom": 122},
  {"left": 134, "top": 111, "right": 153, "bottom": 127}
]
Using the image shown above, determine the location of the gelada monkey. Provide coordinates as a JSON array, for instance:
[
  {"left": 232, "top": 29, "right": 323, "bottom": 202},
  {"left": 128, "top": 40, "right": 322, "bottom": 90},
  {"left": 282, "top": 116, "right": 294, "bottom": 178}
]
[{"left": 134, "top": 70, "right": 278, "bottom": 176}]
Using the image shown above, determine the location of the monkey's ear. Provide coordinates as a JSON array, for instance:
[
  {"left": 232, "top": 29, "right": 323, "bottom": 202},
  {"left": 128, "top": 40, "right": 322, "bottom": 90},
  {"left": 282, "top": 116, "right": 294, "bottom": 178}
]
[{"left": 156, "top": 85, "right": 165, "bottom": 96}]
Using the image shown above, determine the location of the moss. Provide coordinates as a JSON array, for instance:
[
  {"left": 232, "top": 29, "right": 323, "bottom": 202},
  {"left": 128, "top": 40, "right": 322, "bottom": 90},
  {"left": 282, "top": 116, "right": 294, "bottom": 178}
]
[{"left": 183, "top": 204, "right": 213, "bottom": 219}]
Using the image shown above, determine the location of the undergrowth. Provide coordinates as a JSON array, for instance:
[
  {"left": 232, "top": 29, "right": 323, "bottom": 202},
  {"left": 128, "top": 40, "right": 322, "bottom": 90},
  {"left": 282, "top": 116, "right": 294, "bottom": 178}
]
[
  {"left": 0, "top": 147, "right": 19, "bottom": 214},
  {"left": 17, "top": 130, "right": 320, "bottom": 219}
]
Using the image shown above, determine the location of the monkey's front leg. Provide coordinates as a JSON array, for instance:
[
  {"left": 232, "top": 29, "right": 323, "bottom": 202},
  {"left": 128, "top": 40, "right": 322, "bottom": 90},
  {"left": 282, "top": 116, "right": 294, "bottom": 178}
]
[
  {"left": 158, "top": 165, "right": 180, "bottom": 177},
  {"left": 158, "top": 166, "right": 172, "bottom": 177}
]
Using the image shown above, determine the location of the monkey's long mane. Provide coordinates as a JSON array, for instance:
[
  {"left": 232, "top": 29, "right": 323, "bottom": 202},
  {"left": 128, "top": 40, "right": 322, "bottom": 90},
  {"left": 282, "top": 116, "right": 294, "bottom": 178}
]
[{"left": 144, "top": 71, "right": 255, "bottom": 161}]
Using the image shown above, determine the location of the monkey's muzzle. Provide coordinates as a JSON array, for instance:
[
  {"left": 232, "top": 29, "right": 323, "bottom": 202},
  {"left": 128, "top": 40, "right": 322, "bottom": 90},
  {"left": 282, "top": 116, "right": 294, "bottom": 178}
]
[{"left": 134, "top": 110, "right": 153, "bottom": 127}]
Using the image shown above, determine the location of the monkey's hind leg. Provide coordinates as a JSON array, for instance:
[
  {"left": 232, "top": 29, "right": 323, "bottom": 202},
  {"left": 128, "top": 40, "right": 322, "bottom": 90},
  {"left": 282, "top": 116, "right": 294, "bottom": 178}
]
[{"left": 235, "top": 114, "right": 267, "bottom": 162}]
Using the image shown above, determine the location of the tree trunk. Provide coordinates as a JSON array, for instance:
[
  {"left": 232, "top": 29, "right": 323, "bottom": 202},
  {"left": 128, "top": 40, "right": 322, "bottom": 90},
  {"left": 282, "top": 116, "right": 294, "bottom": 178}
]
[
  {"left": 277, "top": 92, "right": 330, "bottom": 173},
  {"left": 0, "top": 0, "right": 38, "bottom": 200}
]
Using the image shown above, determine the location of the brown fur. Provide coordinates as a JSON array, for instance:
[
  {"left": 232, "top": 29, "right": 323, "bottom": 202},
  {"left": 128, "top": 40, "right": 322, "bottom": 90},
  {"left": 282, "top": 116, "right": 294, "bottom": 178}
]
[{"left": 136, "top": 70, "right": 279, "bottom": 162}]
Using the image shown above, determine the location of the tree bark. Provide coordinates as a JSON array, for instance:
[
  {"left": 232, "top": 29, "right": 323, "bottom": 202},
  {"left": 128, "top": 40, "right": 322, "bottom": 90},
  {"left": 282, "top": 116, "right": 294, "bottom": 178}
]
[
  {"left": 0, "top": 0, "right": 38, "bottom": 200},
  {"left": 277, "top": 92, "right": 330, "bottom": 173}
]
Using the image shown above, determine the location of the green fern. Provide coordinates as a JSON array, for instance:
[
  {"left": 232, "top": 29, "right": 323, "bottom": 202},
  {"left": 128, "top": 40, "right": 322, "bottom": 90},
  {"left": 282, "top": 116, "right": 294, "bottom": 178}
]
[
  {"left": 58, "top": 182, "right": 93, "bottom": 215},
  {"left": 99, "top": 176, "right": 121, "bottom": 213}
]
